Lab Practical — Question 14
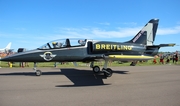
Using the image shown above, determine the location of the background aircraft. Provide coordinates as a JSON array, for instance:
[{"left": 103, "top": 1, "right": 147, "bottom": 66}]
[
  {"left": 0, "top": 19, "right": 175, "bottom": 77},
  {"left": 0, "top": 42, "right": 12, "bottom": 53}
]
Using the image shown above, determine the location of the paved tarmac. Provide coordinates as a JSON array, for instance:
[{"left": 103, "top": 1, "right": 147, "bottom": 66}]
[{"left": 0, "top": 65, "right": 180, "bottom": 106}]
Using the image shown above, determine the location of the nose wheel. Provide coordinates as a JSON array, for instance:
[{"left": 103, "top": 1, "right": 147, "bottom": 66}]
[
  {"left": 36, "top": 70, "right": 42, "bottom": 76},
  {"left": 33, "top": 62, "right": 42, "bottom": 76}
]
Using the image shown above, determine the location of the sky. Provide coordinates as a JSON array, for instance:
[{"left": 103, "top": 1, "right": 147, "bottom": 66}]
[{"left": 0, "top": 0, "right": 180, "bottom": 52}]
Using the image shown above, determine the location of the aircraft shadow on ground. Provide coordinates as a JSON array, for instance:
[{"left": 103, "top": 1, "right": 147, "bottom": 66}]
[
  {"left": 0, "top": 68, "right": 129, "bottom": 87},
  {"left": 0, "top": 71, "right": 36, "bottom": 76},
  {"left": 113, "top": 70, "right": 129, "bottom": 74},
  {"left": 56, "top": 68, "right": 110, "bottom": 87},
  {"left": 53, "top": 68, "right": 128, "bottom": 87},
  {"left": 0, "top": 71, "right": 63, "bottom": 76}
]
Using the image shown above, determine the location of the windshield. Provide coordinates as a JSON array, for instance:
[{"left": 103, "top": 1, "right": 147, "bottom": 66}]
[{"left": 38, "top": 38, "right": 87, "bottom": 49}]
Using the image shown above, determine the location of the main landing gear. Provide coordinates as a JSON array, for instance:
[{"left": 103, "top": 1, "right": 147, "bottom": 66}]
[
  {"left": 90, "top": 60, "right": 113, "bottom": 77},
  {"left": 32, "top": 61, "right": 113, "bottom": 77},
  {"left": 33, "top": 62, "right": 42, "bottom": 76}
]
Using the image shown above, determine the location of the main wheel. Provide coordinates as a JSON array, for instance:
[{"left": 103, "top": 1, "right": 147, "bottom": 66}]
[
  {"left": 93, "top": 66, "right": 100, "bottom": 73},
  {"left": 36, "top": 70, "right": 42, "bottom": 76},
  {"left": 104, "top": 68, "right": 113, "bottom": 77}
]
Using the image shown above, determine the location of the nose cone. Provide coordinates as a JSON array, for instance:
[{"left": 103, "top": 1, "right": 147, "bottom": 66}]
[
  {"left": 0, "top": 51, "right": 31, "bottom": 62},
  {"left": 0, "top": 50, "right": 44, "bottom": 62},
  {"left": 0, "top": 56, "right": 9, "bottom": 61},
  {"left": 0, "top": 55, "right": 20, "bottom": 62}
]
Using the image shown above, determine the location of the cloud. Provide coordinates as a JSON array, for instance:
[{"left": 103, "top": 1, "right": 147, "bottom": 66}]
[
  {"left": 53, "top": 25, "right": 180, "bottom": 39},
  {"left": 91, "top": 27, "right": 141, "bottom": 38},
  {"left": 122, "top": 22, "right": 137, "bottom": 26},
  {"left": 2, "top": 25, "right": 180, "bottom": 41},
  {"left": 157, "top": 26, "right": 180, "bottom": 35},
  {"left": 177, "top": 21, "right": 180, "bottom": 24},
  {"left": 53, "top": 27, "right": 141, "bottom": 39},
  {"left": 1, "top": 24, "right": 180, "bottom": 50}
]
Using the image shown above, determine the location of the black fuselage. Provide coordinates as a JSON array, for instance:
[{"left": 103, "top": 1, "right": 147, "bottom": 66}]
[{"left": 0, "top": 40, "right": 158, "bottom": 62}]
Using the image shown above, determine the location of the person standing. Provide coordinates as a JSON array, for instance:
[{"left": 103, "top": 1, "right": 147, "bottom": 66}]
[
  {"left": 175, "top": 51, "right": 179, "bottom": 64},
  {"left": 173, "top": 53, "right": 176, "bottom": 63},
  {"left": 159, "top": 54, "right": 164, "bottom": 64},
  {"left": 153, "top": 55, "right": 157, "bottom": 64}
]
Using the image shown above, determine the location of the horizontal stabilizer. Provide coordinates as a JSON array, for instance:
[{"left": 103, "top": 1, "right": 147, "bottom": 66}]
[
  {"left": 145, "top": 43, "right": 176, "bottom": 56},
  {"left": 149, "top": 43, "right": 176, "bottom": 47},
  {"left": 158, "top": 43, "right": 176, "bottom": 47}
]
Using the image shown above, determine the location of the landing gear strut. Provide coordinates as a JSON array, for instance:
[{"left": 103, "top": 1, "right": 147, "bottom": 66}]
[
  {"left": 102, "top": 59, "right": 113, "bottom": 77},
  {"left": 90, "top": 60, "right": 113, "bottom": 77},
  {"left": 33, "top": 62, "right": 42, "bottom": 76}
]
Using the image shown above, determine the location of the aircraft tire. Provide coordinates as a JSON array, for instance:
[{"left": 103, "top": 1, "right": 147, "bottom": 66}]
[
  {"left": 93, "top": 66, "right": 100, "bottom": 73},
  {"left": 36, "top": 70, "right": 42, "bottom": 76},
  {"left": 104, "top": 68, "right": 113, "bottom": 77}
]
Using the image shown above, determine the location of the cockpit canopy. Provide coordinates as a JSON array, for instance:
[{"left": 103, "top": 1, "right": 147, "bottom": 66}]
[{"left": 38, "top": 38, "right": 87, "bottom": 49}]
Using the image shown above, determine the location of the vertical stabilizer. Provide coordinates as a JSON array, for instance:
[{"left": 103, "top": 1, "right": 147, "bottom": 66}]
[
  {"left": 5, "top": 42, "right": 12, "bottom": 49},
  {"left": 126, "top": 19, "right": 159, "bottom": 46}
]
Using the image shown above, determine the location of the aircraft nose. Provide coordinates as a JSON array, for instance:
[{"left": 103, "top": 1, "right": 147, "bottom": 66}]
[
  {"left": 0, "top": 51, "right": 42, "bottom": 62},
  {"left": 0, "top": 54, "right": 23, "bottom": 62},
  {"left": 0, "top": 56, "right": 12, "bottom": 61}
]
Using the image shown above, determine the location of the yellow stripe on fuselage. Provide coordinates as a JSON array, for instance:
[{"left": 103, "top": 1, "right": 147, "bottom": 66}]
[{"left": 108, "top": 55, "right": 154, "bottom": 60}]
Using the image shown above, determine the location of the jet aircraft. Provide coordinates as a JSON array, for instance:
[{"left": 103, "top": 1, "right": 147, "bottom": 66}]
[
  {"left": 0, "top": 42, "right": 12, "bottom": 53},
  {"left": 0, "top": 19, "right": 175, "bottom": 77}
]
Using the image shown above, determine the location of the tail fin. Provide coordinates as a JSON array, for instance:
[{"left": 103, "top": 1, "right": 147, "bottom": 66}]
[
  {"left": 5, "top": 42, "right": 11, "bottom": 49},
  {"left": 126, "top": 19, "right": 159, "bottom": 46}
]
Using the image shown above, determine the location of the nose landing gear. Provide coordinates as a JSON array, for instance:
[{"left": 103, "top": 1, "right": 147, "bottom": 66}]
[{"left": 33, "top": 62, "right": 42, "bottom": 76}]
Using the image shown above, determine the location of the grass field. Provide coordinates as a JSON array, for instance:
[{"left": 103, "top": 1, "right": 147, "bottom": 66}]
[{"left": 0, "top": 58, "right": 179, "bottom": 68}]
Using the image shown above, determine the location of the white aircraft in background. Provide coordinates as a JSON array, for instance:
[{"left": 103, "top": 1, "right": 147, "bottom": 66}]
[{"left": 0, "top": 42, "right": 12, "bottom": 53}]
